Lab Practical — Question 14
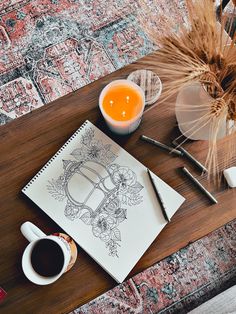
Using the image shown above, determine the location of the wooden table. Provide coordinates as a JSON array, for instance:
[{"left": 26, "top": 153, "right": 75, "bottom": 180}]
[{"left": 1, "top": 57, "right": 235, "bottom": 314}]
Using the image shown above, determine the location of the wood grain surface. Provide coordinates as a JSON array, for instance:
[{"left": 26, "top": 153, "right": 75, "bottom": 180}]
[{"left": 0, "top": 59, "right": 235, "bottom": 314}]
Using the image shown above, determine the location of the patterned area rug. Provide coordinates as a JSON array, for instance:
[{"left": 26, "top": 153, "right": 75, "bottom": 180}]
[
  {"left": 0, "top": 0, "right": 187, "bottom": 125},
  {"left": 70, "top": 219, "right": 236, "bottom": 314}
]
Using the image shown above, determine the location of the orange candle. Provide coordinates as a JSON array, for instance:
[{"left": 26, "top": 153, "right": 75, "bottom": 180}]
[
  {"left": 99, "top": 80, "right": 145, "bottom": 135},
  {"left": 102, "top": 84, "right": 144, "bottom": 121}
]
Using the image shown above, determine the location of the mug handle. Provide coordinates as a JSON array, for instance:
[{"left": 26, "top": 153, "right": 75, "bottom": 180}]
[{"left": 21, "top": 221, "right": 46, "bottom": 242}]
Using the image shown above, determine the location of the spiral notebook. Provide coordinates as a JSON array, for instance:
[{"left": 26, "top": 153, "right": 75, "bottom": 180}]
[{"left": 22, "top": 120, "right": 185, "bottom": 283}]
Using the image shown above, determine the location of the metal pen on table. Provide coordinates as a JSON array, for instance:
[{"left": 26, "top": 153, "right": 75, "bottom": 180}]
[
  {"left": 141, "top": 135, "right": 183, "bottom": 157},
  {"left": 181, "top": 167, "right": 217, "bottom": 204},
  {"left": 147, "top": 169, "right": 170, "bottom": 223},
  {"left": 172, "top": 140, "right": 208, "bottom": 173}
]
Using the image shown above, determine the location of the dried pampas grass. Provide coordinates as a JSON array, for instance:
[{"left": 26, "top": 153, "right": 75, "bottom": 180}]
[{"left": 138, "top": 0, "right": 236, "bottom": 179}]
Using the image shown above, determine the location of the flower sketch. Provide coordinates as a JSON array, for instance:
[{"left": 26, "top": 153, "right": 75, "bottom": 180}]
[
  {"left": 71, "top": 128, "right": 117, "bottom": 165},
  {"left": 112, "top": 167, "right": 137, "bottom": 192},
  {"left": 47, "top": 127, "right": 143, "bottom": 257}
]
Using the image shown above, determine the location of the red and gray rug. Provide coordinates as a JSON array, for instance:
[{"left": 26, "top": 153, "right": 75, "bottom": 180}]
[
  {"left": 0, "top": 0, "right": 186, "bottom": 125},
  {"left": 70, "top": 219, "right": 236, "bottom": 314}
]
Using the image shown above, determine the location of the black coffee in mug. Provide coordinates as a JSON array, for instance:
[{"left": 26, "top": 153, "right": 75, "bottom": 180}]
[{"left": 31, "top": 239, "right": 64, "bottom": 277}]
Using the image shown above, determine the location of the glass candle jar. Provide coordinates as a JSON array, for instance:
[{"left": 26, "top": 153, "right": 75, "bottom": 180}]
[{"left": 99, "top": 79, "right": 145, "bottom": 135}]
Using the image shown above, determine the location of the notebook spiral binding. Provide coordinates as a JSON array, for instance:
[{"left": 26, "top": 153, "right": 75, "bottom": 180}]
[{"left": 22, "top": 120, "right": 89, "bottom": 192}]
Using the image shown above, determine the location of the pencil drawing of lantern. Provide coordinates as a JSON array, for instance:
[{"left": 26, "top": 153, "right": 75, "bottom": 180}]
[
  {"left": 47, "top": 127, "right": 144, "bottom": 256},
  {"left": 64, "top": 160, "right": 118, "bottom": 219}
]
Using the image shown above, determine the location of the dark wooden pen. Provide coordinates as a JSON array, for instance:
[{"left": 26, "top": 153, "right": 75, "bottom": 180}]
[
  {"left": 147, "top": 169, "right": 170, "bottom": 223},
  {"left": 181, "top": 167, "right": 217, "bottom": 204},
  {"left": 141, "top": 135, "right": 183, "bottom": 157},
  {"left": 172, "top": 140, "right": 208, "bottom": 173}
]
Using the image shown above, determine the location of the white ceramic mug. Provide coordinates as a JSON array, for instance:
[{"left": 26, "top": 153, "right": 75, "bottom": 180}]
[{"left": 21, "top": 222, "right": 71, "bottom": 285}]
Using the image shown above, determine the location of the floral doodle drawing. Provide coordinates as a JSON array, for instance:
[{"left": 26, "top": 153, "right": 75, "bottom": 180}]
[{"left": 47, "top": 128, "right": 143, "bottom": 257}]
